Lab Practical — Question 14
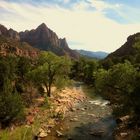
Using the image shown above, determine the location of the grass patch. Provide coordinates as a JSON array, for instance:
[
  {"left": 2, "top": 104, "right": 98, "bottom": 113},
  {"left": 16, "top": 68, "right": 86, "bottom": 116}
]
[{"left": 0, "top": 118, "right": 41, "bottom": 140}]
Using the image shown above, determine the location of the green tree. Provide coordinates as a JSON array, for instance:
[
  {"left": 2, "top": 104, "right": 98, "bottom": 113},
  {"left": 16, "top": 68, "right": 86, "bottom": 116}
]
[
  {"left": 29, "top": 52, "right": 71, "bottom": 97},
  {"left": 16, "top": 57, "right": 32, "bottom": 93},
  {"left": 95, "top": 61, "right": 137, "bottom": 115},
  {"left": 0, "top": 81, "right": 24, "bottom": 128},
  {"left": 71, "top": 57, "right": 98, "bottom": 83}
]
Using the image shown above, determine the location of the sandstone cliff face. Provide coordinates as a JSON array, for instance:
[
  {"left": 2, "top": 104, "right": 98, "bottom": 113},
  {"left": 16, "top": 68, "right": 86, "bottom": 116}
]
[
  {"left": 8, "top": 28, "right": 20, "bottom": 41},
  {"left": 0, "top": 24, "right": 9, "bottom": 36},
  {"left": 19, "top": 23, "right": 58, "bottom": 48},
  {"left": 0, "top": 24, "right": 20, "bottom": 40},
  {"left": 59, "top": 38, "right": 79, "bottom": 58},
  {"left": 0, "top": 36, "right": 39, "bottom": 58},
  {"left": 0, "top": 23, "right": 79, "bottom": 58},
  {"left": 19, "top": 23, "right": 79, "bottom": 58}
]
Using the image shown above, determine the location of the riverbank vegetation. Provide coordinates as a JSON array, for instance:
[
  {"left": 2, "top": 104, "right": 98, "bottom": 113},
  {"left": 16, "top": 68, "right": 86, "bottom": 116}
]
[
  {"left": 70, "top": 47, "right": 140, "bottom": 139},
  {"left": 0, "top": 52, "right": 71, "bottom": 128},
  {"left": 0, "top": 45, "right": 140, "bottom": 139}
]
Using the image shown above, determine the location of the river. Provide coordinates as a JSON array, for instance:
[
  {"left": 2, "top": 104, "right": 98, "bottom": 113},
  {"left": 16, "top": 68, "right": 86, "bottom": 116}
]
[{"left": 43, "top": 83, "right": 116, "bottom": 140}]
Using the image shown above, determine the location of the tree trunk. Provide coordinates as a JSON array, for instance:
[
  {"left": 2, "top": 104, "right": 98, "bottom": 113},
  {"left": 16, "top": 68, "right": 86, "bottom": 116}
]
[
  {"left": 47, "top": 87, "right": 51, "bottom": 97},
  {"left": 47, "top": 81, "right": 52, "bottom": 97},
  {"left": 45, "top": 82, "right": 51, "bottom": 97}
]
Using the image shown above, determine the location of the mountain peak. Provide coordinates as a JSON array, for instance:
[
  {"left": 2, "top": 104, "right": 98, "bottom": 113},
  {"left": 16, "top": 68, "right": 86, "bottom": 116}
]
[
  {"left": 0, "top": 24, "right": 8, "bottom": 36},
  {"left": 19, "top": 23, "right": 79, "bottom": 58},
  {"left": 37, "top": 23, "right": 47, "bottom": 29}
]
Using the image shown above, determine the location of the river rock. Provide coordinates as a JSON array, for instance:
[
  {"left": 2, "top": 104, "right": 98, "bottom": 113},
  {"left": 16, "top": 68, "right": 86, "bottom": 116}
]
[
  {"left": 56, "top": 130, "right": 63, "bottom": 137},
  {"left": 71, "top": 108, "right": 76, "bottom": 112},
  {"left": 88, "top": 113, "right": 95, "bottom": 117},
  {"left": 120, "top": 132, "right": 128, "bottom": 137},
  {"left": 116, "top": 115, "right": 130, "bottom": 124},
  {"left": 37, "top": 128, "right": 48, "bottom": 138},
  {"left": 120, "top": 115, "right": 130, "bottom": 121},
  {"left": 47, "top": 124, "right": 54, "bottom": 128},
  {"left": 60, "top": 127, "right": 63, "bottom": 130},
  {"left": 38, "top": 131, "right": 48, "bottom": 138},
  {"left": 47, "top": 129, "right": 51, "bottom": 133},
  {"left": 70, "top": 117, "right": 78, "bottom": 122},
  {"left": 89, "top": 130, "right": 104, "bottom": 136},
  {"left": 81, "top": 108, "right": 85, "bottom": 111}
]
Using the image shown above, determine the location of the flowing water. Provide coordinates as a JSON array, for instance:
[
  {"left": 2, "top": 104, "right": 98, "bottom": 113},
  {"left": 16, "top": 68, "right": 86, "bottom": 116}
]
[{"left": 44, "top": 83, "right": 116, "bottom": 140}]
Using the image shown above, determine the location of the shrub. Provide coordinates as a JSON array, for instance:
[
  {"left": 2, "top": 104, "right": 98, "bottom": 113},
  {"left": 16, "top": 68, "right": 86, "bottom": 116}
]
[{"left": 0, "top": 82, "right": 24, "bottom": 128}]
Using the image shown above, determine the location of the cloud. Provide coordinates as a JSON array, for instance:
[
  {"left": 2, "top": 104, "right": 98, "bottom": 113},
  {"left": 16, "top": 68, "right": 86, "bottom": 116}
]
[
  {"left": 87, "top": 0, "right": 122, "bottom": 12},
  {"left": 0, "top": 0, "right": 140, "bottom": 52}
]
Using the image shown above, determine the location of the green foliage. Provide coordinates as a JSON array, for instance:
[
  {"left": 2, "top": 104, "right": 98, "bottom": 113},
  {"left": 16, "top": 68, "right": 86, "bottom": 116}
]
[
  {"left": 95, "top": 61, "right": 136, "bottom": 95},
  {"left": 95, "top": 61, "right": 140, "bottom": 122},
  {"left": 0, "top": 93, "right": 24, "bottom": 128},
  {"left": 71, "top": 57, "right": 98, "bottom": 83},
  {"left": 0, "top": 56, "right": 17, "bottom": 90},
  {"left": 0, "top": 56, "right": 24, "bottom": 127},
  {"left": 42, "top": 95, "right": 51, "bottom": 109},
  {"left": 101, "top": 58, "right": 114, "bottom": 69},
  {"left": 28, "top": 51, "right": 71, "bottom": 97},
  {"left": 17, "top": 57, "right": 31, "bottom": 79},
  {"left": 94, "top": 68, "right": 109, "bottom": 94}
]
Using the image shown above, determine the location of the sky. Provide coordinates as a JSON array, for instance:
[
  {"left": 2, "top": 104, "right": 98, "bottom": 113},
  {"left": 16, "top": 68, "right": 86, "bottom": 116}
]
[{"left": 0, "top": 0, "right": 140, "bottom": 52}]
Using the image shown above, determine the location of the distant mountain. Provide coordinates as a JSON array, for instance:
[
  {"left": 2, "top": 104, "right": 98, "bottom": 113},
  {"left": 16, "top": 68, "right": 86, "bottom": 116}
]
[
  {"left": 19, "top": 23, "right": 79, "bottom": 58},
  {"left": 107, "top": 32, "right": 140, "bottom": 59},
  {"left": 76, "top": 49, "right": 108, "bottom": 59}
]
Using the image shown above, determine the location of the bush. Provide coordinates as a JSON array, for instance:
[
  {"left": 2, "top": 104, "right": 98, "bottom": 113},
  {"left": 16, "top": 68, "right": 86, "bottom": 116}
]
[{"left": 0, "top": 86, "right": 24, "bottom": 128}]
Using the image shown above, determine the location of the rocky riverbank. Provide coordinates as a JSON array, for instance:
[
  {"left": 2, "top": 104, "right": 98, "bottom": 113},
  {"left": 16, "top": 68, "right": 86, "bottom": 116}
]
[
  {"left": 26, "top": 86, "right": 86, "bottom": 139},
  {"left": 0, "top": 84, "right": 117, "bottom": 140},
  {"left": 42, "top": 85, "right": 116, "bottom": 140}
]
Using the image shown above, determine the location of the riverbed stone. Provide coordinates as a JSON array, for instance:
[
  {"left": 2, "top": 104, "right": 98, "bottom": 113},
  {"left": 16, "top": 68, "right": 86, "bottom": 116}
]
[
  {"left": 70, "top": 108, "right": 76, "bottom": 112},
  {"left": 88, "top": 113, "right": 95, "bottom": 117},
  {"left": 70, "top": 117, "right": 78, "bottom": 122},
  {"left": 81, "top": 108, "right": 85, "bottom": 111},
  {"left": 37, "top": 128, "right": 48, "bottom": 138},
  {"left": 89, "top": 130, "right": 104, "bottom": 136},
  {"left": 56, "top": 130, "right": 63, "bottom": 137},
  {"left": 120, "top": 132, "right": 128, "bottom": 137}
]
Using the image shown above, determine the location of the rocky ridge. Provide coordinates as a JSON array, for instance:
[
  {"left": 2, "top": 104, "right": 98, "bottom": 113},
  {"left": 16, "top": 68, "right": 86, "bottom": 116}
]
[
  {"left": 0, "top": 23, "right": 79, "bottom": 58},
  {"left": 107, "top": 32, "right": 140, "bottom": 58},
  {"left": 19, "top": 23, "right": 79, "bottom": 58}
]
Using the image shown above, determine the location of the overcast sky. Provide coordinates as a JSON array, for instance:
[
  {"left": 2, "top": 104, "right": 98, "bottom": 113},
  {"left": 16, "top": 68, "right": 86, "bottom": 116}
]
[{"left": 0, "top": 0, "right": 140, "bottom": 52}]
